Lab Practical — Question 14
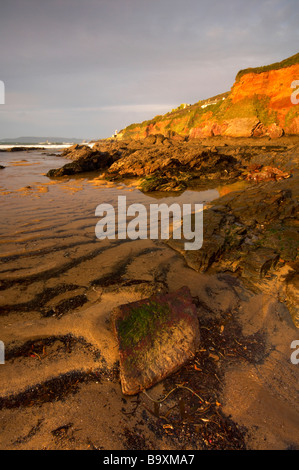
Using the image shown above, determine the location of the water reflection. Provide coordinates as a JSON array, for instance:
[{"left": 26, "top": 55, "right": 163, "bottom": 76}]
[{"left": 0, "top": 149, "right": 249, "bottom": 246}]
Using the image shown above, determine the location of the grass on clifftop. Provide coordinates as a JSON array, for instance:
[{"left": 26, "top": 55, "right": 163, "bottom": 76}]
[{"left": 235, "top": 52, "right": 299, "bottom": 82}]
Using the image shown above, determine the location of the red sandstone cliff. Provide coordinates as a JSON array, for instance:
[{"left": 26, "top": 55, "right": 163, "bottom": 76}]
[{"left": 119, "top": 53, "right": 299, "bottom": 140}]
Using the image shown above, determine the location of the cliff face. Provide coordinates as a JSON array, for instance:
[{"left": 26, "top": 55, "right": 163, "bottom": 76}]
[
  {"left": 229, "top": 64, "right": 299, "bottom": 135},
  {"left": 119, "top": 53, "right": 299, "bottom": 139}
]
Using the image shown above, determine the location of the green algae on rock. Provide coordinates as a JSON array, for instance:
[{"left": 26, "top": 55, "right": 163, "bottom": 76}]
[
  {"left": 116, "top": 300, "right": 171, "bottom": 350},
  {"left": 111, "top": 286, "right": 200, "bottom": 395}
]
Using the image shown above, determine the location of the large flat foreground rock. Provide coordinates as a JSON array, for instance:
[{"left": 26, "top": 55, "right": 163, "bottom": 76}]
[{"left": 111, "top": 286, "right": 200, "bottom": 395}]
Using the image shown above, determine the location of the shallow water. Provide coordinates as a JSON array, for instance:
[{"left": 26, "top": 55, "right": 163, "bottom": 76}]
[{"left": 0, "top": 150, "right": 220, "bottom": 255}]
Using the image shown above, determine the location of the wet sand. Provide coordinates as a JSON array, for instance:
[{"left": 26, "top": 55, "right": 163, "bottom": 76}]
[{"left": 0, "top": 150, "right": 298, "bottom": 450}]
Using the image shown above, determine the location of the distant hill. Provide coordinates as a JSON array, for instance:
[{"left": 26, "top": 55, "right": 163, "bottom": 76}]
[
  {"left": 118, "top": 52, "right": 299, "bottom": 140},
  {"left": 0, "top": 136, "right": 84, "bottom": 144}
]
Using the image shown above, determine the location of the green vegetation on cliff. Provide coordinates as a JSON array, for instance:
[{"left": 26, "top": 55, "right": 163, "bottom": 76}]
[{"left": 219, "top": 95, "right": 278, "bottom": 126}]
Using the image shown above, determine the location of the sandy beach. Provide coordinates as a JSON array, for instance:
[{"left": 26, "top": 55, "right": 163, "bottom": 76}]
[{"left": 0, "top": 147, "right": 298, "bottom": 450}]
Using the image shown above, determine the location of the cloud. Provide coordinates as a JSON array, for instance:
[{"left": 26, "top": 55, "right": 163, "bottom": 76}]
[{"left": 0, "top": 0, "right": 298, "bottom": 138}]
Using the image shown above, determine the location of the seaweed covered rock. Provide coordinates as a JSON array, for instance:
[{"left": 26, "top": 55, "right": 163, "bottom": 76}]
[
  {"left": 167, "top": 175, "right": 298, "bottom": 289},
  {"left": 111, "top": 287, "right": 200, "bottom": 395},
  {"left": 245, "top": 165, "right": 290, "bottom": 182},
  {"left": 107, "top": 144, "right": 243, "bottom": 191}
]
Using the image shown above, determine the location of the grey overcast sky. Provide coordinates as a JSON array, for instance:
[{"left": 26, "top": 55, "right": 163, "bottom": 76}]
[{"left": 0, "top": 0, "right": 298, "bottom": 140}]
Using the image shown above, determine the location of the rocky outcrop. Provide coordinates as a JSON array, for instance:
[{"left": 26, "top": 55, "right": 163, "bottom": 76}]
[
  {"left": 107, "top": 137, "right": 298, "bottom": 189},
  {"left": 166, "top": 173, "right": 299, "bottom": 327},
  {"left": 2, "top": 147, "right": 46, "bottom": 152},
  {"left": 108, "top": 143, "right": 242, "bottom": 180},
  {"left": 223, "top": 118, "right": 260, "bottom": 138},
  {"left": 60, "top": 144, "right": 91, "bottom": 158},
  {"left": 47, "top": 144, "right": 120, "bottom": 177},
  {"left": 47, "top": 137, "right": 299, "bottom": 192}
]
